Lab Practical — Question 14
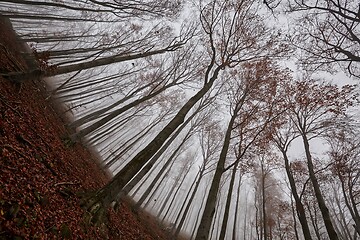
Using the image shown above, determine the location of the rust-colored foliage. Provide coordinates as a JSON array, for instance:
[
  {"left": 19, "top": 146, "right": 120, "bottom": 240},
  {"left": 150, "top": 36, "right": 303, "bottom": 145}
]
[{"left": 0, "top": 15, "right": 170, "bottom": 240}]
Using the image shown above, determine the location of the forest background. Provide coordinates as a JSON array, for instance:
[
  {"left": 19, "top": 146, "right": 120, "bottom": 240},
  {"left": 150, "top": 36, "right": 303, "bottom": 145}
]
[{"left": 0, "top": 0, "right": 359, "bottom": 239}]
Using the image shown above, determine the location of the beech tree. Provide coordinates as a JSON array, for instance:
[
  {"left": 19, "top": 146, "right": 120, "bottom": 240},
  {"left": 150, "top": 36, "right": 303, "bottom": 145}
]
[
  {"left": 69, "top": 44, "right": 200, "bottom": 140},
  {"left": 0, "top": 0, "right": 183, "bottom": 19},
  {"left": 271, "top": 118, "right": 313, "bottom": 240},
  {"left": 195, "top": 59, "right": 287, "bottom": 240},
  {"left": 326, "top": 126, "right": 360, "bottom": 236},
  {"left": 172, "top": 119, "right": 222, "bottom": 238},
  {"left": 288, "top": 0, "right": 360, "bottom": 77},
  {"left": 284, "top": 79, "right": 357, "bottom": 240},
  {"left": 81, "top": 0, "right": 286, "bottom": 224}
]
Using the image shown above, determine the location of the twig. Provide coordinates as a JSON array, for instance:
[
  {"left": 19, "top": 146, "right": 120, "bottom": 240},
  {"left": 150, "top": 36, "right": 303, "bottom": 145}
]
[
  {"left": 0, "top": 144, "right": 27, "bottom": 159},
  {"left": 44, "top": 224, "right": 56, "bottom": 233},
  {"left": 16, "top": 134, "right": 32, "bottom": 146},
  {"left": 0, "top": 96, "right": 22, "bottom": 117},
  {"left": 16, "top": 130, "right": 50, "bottom": 158},
  {"left": 54, "top": 182, "right": 79, "bottom": 187}
]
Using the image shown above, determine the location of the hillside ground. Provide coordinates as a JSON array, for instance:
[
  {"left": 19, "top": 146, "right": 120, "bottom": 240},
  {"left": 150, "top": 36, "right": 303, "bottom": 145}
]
[{"left": 0, "top": 15, "right": 175, "bottom": 240}]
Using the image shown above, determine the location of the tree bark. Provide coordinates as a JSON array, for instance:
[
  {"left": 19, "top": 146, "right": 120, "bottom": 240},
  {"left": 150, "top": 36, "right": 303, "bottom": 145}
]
[{"left": 302, "top": 133, "right": 339, "bottom": 240}]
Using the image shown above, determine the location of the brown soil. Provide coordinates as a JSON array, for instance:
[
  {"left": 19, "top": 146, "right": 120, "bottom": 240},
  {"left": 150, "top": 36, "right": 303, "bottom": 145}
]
[{"left": 0, "top": 15, "right": 171, "bottom": 240}]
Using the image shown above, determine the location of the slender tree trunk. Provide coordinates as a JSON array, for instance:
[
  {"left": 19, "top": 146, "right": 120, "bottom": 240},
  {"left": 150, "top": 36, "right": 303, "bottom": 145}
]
[
  {"left": 210, "top": 196, "right": 223, "bottom": 240},
  {"left": 71, "top": 82, "right": 176, "bottom": 140},
  {"left": 219, "top": 162, "right": 239, "bottom": 240},
  {"left": 290, "top": 195, "right": 300, "bottom": 240},
  {"left": 302, "top": 134, "right": 339, "bottom": 240},
  {"left": 340, "top": 177, "right": 360, "bottom": 236},
  {"left": 115, "top": 109, "right": 198, "bottom": 204},
  {"left": 232, "top": 173, "right": 242, "bottom": 240},
  {"left": 190, "top": 189, "right": 208, "bottom": 240},
  {"left": 305, "top": 201, "right": 321, "bottom": 240},
  {"left": 174, "top": 169, "right": 203, "bottom": 238},
  {"left": 256, "top": 204, "right": 261, "bottom": 240},
  {"left": 261, "top": 163, "right": 267, "bottom": 240},
  {"left": 243, "top": 190, "right": 249, "bottom": 240},
  {"left": 333, "top": 192, "right": 352, "bottom": 239},
  {"left": 8, "top": 44, "right": 183, "bottom": 80},
  {"left": 133, "top": 134, "right": 187, "bottom": 211},
  {"left": 354, "top": 225, "right": 358, "bottom": 240},
  {"left": 195, "top": 110, "right": 237, "bottom": 240},
  {"left": 281, "top": 150, "right": 313, "bottom": 240}
]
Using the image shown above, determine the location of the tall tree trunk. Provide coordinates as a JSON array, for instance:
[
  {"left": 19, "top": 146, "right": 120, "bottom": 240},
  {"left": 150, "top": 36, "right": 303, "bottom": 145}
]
[
  {"left": 190, "top": 188, "right": 208, "bottom": 240},
  {"left": 219, "top": 162, "right": 239, "bottom": 240},
  {"left": 115, "top": 109, "right": 198, "bottom": 204},
  {"left": 281, "top": 150, "right": 313, "bottom": 240},
  {"left": 255, "top": 203, "right": 261, "bottom": 240},
  {"left": 174, "top": 169, "right": 204, "bottom": 238},
  {"left": 340, "top": 176, "right": 360, "bottom": 236},
  {"left": 261, "top": 163, "right": 267, "bottom": 240},
  {"left": 290, "top": 195, "right": 300, "bottom": 240},
  {"left": 305, "top": 201, "right": 321, "bottom": 240},
  {"left": 333, "top": 192, "right": 352, "bottom": 239},
  {"left": 243, "top": 190, "right": 249, "bottom": 240},
  {"left": 195, "top": 110, "right": 237, "bottom": 240},
  {"left": 302, "top": 134, "right": 339, "bottom": 240},
  {"left": 232, "top": 173, "right": 242, "bottom": 240},
  {"left": 210, "top": 196, "right": 223, "bottom": 240},
  {"left": 71, "top": 81, "right": 176, "bottom": 140},
  {"left": 8, "top": 44, "right": 184, "bottom": 80},
  {"left": 133, "top": 133, "right": 187, "bottom": 211}
]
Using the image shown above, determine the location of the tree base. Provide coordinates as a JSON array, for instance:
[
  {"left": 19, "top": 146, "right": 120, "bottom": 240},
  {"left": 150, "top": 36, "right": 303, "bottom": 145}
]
[{"left": 80, "top": 192, "right": 107, "bottom": 225}]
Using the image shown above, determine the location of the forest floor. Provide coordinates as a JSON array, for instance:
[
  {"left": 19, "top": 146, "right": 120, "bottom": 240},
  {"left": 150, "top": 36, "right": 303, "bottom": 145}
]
[{"left": 0, "top": 15, "right": 176, "bottom": 240}]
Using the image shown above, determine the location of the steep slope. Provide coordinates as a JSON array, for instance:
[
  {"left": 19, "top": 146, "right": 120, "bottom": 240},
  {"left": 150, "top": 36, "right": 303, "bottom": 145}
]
[{"left": 0, "top": 15, "right": 169, "bottom": 240}]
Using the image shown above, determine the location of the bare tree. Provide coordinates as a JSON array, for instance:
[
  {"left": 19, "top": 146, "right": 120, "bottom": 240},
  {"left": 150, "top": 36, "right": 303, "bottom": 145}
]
[{"left": 288, "top": 0, "right": 360, "bottom": 78}]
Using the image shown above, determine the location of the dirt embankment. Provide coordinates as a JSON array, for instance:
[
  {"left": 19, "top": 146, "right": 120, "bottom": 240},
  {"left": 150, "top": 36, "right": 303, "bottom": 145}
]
[{"left": 0, "top": 15, "right": 171, "bottom": 240}]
